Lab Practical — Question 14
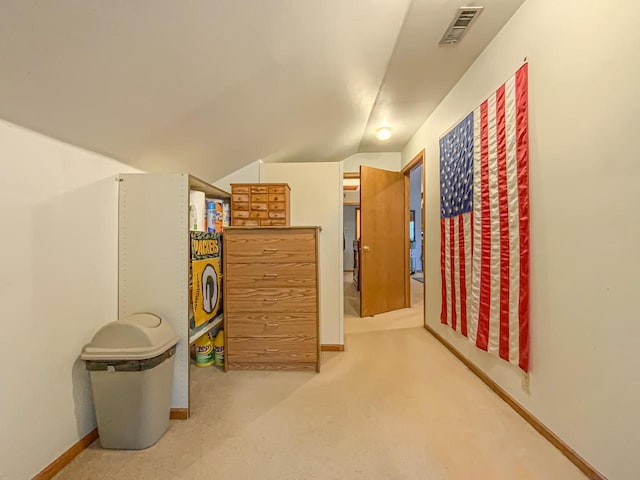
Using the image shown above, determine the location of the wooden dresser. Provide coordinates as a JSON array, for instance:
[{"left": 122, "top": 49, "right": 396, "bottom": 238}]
[
  {"left": 223, "top": 227, "right": 320, "bottom": 371},
  {"left": 230, "top": 183, "right": 291, "bottom": 226}
]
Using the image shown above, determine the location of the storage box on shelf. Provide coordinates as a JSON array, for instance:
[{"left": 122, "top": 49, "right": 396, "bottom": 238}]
[
  {"left": 230, "top": 183, "right": 291, "bottom": 226},
  {"left": 118, "top": 173, "right": 230, "bottom": 419},
  {"left": 223, "top": 226, "right": 320, "bottom": 372}
]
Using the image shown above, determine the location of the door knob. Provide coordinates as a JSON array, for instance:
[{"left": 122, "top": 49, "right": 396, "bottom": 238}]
[{"left": 362, "top": 245, "right": 370, "bottom": 252}]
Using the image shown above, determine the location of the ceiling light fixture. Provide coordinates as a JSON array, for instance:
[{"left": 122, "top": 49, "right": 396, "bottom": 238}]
[{"left": 376, "top": 126, "right": 392, "bottom": 141}]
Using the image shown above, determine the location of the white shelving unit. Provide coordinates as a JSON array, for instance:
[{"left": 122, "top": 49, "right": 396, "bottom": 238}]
[
  {"left": 189, "top": 313, "right": 224, "bottom": 345},
  {"left": 118, "top": 173, "right": 229, "bottom": 418}
]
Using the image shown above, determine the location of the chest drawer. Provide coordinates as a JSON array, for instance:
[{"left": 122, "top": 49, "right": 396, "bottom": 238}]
[
  {"left": 249, "top": 211, "right": 269, "bottom": 219},
  {"left": 226, "top": 287, "right": 316, "bottom": 313},
  {"left": 225, "top": 232, "right": 316, "bottom": 263},
  {"left": 233, "top": 219, "right": 259, "bottom": 226},
  {"left": 227, "top": 336, "right": 317, "bottom": 363},
  {"left": 232, "top": 202, "right": 249, "bottom": 211},
  {"left": 232, "top": 194, "right": 249, "bottom": 202},
  {"left": 233, "top": 210, "right": 250, "bottom": 219},
  {"left": 226, "top": 313, "right": 317, "bottom": 338},
  {"left": 225, "top": 263, "right": 316, "bottom": 288}
]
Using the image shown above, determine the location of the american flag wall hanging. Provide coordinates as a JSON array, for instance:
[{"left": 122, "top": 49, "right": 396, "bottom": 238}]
[{"left": 439, "top": 63, "right": 529, "bottom": 371}]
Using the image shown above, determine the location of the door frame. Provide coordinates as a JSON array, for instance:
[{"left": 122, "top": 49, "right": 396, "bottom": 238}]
[{"left": 401, "top": 149, "right": 425, "bottom": 306}]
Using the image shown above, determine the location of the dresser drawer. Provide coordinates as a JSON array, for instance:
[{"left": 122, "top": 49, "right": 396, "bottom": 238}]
[
  {"left": 260, "top": 219, "right": 287, "bottom": 226},
  {"left": 268, "top": 211, "right": 286, "bottom": 219},
  {"left": 251, "top": 186, "right": 269, "bottom": 194},
  {"left": 233, "top": 210, "right": 250, "bottom": 219},
  {"left": 232, "top": 185, "right": 250, "bottom": 194},
  {"left": 251, "top": 193, "right": 268, "bottom": 202},
  {"left": 233, "top": 219, "right": 259, "bottom": 226},
  {"left": 232, "top": 194, "right": 249, "bottom": 202},
  {"left": 251, "top": 202, "right": 268, "bottom": 211},
  {"left": 269, "top": 202, "right": 286, "bottom": 211},
  {"left": 268, "top": 194, "right": 286, "bottom": 202},
  {"left": 268, "top": 186, "right": 287, "bottom": 194},
  {"left": 249, "top": 210, "right": 269, "bottom": 219},
  {"left": 232, "top": 202, "right": 249, "bottom": 211},
  {"left": 226, "top": 313, "right": 317, "bottom": 338},
  {"left": 225, "top": 263, "right": 316, "bottom": 288},
  {"left": 227, "top": 336, "right": 317, "bottom": 363},
  {"left": 226, "top": 288, "right": 316, "bottom": 312},
  {"left": 225, "top": 232, "right": 316, "bottom": 263}
]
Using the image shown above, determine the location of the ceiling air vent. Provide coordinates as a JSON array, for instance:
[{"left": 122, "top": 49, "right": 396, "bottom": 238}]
[{"left": 439, "top": 6, "right": 484, "bottom": 45}]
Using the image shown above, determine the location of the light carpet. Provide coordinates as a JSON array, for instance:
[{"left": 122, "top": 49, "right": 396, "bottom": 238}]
[{"left": 54, "top": 277, "right": 586, "bottom": 480}]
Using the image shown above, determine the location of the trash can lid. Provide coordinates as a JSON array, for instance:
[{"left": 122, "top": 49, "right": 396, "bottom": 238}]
[{"left": 81, "top": 313, "right": 179, "bottom": 361}]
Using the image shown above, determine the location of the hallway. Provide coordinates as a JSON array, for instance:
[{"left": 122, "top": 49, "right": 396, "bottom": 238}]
[
  {"left": 344, "top": 272, "right": 425, "bottom": 332},
  {"left": 55, "top": 278, "right": 586, "bottom": 480}
]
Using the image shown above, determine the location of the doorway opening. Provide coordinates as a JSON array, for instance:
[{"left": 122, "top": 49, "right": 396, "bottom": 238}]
[
  {"left": 342, "top": 155, "right": 425, "bottom": 321},
  {"left": 343, "top": 172, "right": 360, "bottom": 317},
  {"left": 402, "top": 150, "right": 425, "bottom": 307}
]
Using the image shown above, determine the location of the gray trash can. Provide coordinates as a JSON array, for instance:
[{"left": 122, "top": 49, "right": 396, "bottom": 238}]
[{"left": 81, "top": 313, "right": 179, "bottom": 450}]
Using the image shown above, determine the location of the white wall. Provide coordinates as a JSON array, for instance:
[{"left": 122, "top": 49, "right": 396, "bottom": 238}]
[
  {"left": 0, "top": 120, "right": 140, "bottom": 480},
  {"left": 343, "top": 190, "right": 360, "bottom": 205},
  {"left": 342, "top": 152, "right": 401, "bottom": 207},
  {"left": 261, "top": 162, "right": 344, "bottom": 345},
  {"left": 212, "top": 159, "right": 262, "bottom": 193},
  {"left": 401, "top": 1, "right": 640, "bottom": 478},
  {"left": 343, "top": 205, "right": 357, "bottom": 270},
  {"left": 342, "top": 152, "right": 401, "bottom": 173}
]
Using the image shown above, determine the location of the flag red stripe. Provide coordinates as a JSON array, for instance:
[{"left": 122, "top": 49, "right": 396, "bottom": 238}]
[
  {"left": 516, "top": 64, "right": 530, "bottom": 371},
  {"left": 476, "top": 100, "right": 490, "bottom": 351},
  {"left": 458, "top": 215, "right": 468, "bottom": 336},
  {"left": 496, "top": 84, "right": 510, "bottom": 361},
  {"left": 440, "top": 218, "right": 447, "bottom": 324},
  {"left": 449, "top": 217, "right": 457, "bottom": 330}
]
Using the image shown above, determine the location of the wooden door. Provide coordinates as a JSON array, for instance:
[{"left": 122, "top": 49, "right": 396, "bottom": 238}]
[{"left": 359, "top": 166, "right": 408, "bottom": 317}]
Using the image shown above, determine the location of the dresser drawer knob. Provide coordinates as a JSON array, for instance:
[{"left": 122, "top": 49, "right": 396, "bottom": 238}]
[
  {"left": 263, "top": 273, "right": 279, "bottom": 278},
  {"left": 265, "top": 322, "right": 279, "bottom": 327},
  {"left": 264, "top": 298, "right": 279, "bottom": 302},
  {"left": 265, "top": 348, "right": 279, "bottom": 352},
  {"left": 263, "top": 248, "right": 279, "bottom": 253}
]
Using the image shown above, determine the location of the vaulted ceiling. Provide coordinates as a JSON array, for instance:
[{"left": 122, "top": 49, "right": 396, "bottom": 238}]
[{"left": 0, "top": 0, "right": 524, "bottom": 180}]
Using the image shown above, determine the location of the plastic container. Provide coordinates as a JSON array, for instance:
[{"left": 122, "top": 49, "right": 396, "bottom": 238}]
[
  {"left": 206, "top": 200, "right": 216, "bottom": 232},
  {"left": 213, "top": 200, "right": 223, "bottom": 232},
  {"left": 222, "top": 202, "right": 230, "bottom": 227},
  {"left": 194, "top": 332, "right": 215, "bottom": 367},
  {"left": 81, "top": 313, "right": 179, "bottom": 450},
  {"left": 213, "top": 330, "right": 224, "bottom": 366}
]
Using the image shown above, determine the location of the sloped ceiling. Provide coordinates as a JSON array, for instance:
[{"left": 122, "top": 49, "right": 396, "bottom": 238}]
[
  {"left": 360, "top": 0, "right": 526, "bottom": 152},
  {"left": 0, "top": 0, "right": 523, "bottom": 180}
]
